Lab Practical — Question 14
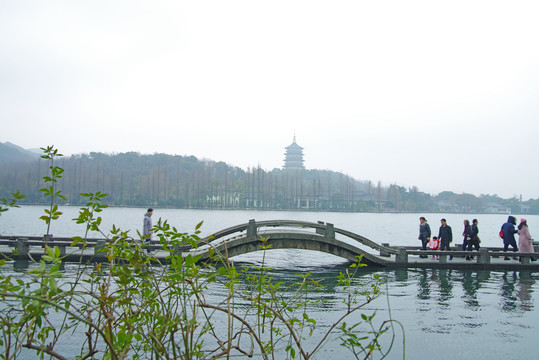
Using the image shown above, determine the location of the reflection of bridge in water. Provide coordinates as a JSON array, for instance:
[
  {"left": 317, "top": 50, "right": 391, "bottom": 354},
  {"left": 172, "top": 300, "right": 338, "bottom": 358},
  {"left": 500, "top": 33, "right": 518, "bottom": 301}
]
[{"left": 2, "top": 219, "right": 539, "bottom": 270}]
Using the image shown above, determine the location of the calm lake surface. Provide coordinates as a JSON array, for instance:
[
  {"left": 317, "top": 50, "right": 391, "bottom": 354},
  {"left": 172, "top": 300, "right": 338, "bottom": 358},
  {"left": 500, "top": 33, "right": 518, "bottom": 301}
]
[{"left": 1, "top": 206, "right": 539, "bottom": 359}]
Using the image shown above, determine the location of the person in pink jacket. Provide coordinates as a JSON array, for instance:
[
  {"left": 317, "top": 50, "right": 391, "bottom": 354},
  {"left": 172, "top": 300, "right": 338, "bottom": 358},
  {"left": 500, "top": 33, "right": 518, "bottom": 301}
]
[
  {"left": 429, "top": 236, "right": 440, "bottom": 259},
  {"left": 518, "top": 218, "right": 535, "bottom": 261}
]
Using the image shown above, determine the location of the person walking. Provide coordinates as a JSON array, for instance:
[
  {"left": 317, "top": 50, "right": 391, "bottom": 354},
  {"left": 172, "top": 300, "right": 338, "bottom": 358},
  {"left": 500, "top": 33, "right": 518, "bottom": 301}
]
[
  {"left": 466, "top": 219, "right": 480, "bottom": 259},
  {"left": 502, "top": 215, "right": 519, "bottom": 260},
  {"left": 462, "top": 220, "right": 472, "bottom": 260},
  {"left": 143, "top": 208, "right": 154, "bottom": 253},
  {"left": 418, "top": 217, "right": 431, "bottom": 258},
  {"left": 438, "top": 218, "right": 453, "bottom": 260},
  {"left": 518, "top": 218, "right": 535, "bottom": 262}
]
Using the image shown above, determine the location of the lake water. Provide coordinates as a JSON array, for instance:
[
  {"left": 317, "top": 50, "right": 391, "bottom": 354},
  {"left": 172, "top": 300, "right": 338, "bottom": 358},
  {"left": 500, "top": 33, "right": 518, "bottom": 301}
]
[{"left": 1, "top": 206, "right": 539, "bottom": 359}]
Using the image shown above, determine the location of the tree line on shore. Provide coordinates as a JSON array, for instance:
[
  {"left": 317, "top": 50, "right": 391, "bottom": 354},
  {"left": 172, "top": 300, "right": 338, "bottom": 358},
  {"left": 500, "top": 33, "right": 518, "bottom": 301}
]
[{"left": 1, "top": 147, "right": 537, "bottom": 214}]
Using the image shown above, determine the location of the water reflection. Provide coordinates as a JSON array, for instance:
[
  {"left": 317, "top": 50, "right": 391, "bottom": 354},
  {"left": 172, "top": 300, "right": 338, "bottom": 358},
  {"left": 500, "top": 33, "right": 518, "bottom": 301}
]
[
  {"left": 462, "top": 271, "right": 483, "bottom": 308},
  {"left": 399, "top": 269, "right": 537, "bottom": 315},
  {"left": 417, "top": 268, "right": 430, "bottom": 300},
  {"left": 438, "top": 269, "right": 453, "bottom": 304},
  {"left": 517, "top": 277, "right": 535, "bottom": 312},
  {"left": 502, "top": 271, "right": 536, "bottom": 312},
  {"left": 2, "top": 259, "right": 539, "bottom": 360},
  {"left": 413, "top": 269, "right": 456, "bottom": 304},
  {"left": 501, "top": 272, "right": 519, "bottom": 312},
  {"left": 13, "top": 259, "right": 29, "bottom": 271},
  {"left": 394, "top": 268, "right": 408, "bottom": 282}
]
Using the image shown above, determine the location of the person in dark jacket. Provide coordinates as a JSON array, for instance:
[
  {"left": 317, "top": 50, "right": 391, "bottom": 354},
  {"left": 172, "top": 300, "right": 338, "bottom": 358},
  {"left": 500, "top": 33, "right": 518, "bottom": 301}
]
[
  {"left": 438, "top": 218, "right": 453, "bottom": 259},
  {"left": 143, "top": 208, "right": 153, "bottom": 253},
  {"left": 466, "top": 218, "right": 480, "bottom": 259},
  {"left": 418, "top": 217, "right": 431, "bottom": 258},
  {"left": 462, "top": 219, "right": 472, "bottom": 260},
  {"left": 502, "top": 215, "right": 518, "bottom": 260}
]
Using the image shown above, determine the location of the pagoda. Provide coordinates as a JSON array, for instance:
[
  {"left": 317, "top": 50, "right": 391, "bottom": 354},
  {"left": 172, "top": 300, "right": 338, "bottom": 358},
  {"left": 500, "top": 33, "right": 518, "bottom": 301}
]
[{"left": 283, "top": 135, "right": 305, "bottom": 170}]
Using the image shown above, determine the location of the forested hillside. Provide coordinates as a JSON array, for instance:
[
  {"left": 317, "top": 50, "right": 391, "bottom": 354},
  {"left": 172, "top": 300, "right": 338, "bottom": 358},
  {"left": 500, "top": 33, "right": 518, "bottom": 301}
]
[
  {"left": 0, "top": 151, "right": 377, "bottom": 210},
  {"left": 0, "top": 142, "right": 39, "bottom": 165},
  {"left": 1, "top": 146, "right": 537, "bottom": 213}
]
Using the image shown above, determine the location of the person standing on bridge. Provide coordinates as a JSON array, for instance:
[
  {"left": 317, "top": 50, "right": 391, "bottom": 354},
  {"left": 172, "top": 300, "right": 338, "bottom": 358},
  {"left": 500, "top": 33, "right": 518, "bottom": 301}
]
[
  {"left": 143, "top": 208, "right": 153, "bottom": 253},
  {"left": 438, "top": 218, "right": 453, "bottom": 260},
  {"left": 517, "top": 218, "right": 535, "bottom": 262},
  {"left": 502, "top": 216, "right": 519, "bottom": 260},
  {"left": 462, "top": 219, "right": 472, "bottom": 260},
  {"left": 466, "top": 219, "right": 480, "bottom": 260},
  {"left": 418, "top": 217, "right": 431, "bottom": 258}
]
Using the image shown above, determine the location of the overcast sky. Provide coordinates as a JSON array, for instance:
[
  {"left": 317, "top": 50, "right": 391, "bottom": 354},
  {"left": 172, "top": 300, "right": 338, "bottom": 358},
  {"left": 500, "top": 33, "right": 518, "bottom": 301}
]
[{"left": 1, "top": 1, "right": 538, "bottom": 199}]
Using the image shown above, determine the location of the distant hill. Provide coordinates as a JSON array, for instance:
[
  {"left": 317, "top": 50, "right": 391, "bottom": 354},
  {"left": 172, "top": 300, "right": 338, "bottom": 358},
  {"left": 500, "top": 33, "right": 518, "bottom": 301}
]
[
  {"left": 0, "top": 142, "right": 40, "bottom": 165},
  {"left": 1, "top": 143, "right": 537, "bottom": 213}
]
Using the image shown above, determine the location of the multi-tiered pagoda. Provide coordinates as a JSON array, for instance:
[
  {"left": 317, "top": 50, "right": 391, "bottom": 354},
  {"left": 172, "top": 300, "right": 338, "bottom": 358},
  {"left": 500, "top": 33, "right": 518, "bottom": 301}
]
[{"left": 283, "top": 135, "right": 305, "bottom": 170}]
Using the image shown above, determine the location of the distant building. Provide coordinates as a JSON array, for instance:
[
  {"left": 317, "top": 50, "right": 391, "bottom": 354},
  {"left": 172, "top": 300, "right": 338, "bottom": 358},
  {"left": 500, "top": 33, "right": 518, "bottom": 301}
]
[
  {"left": 436, "top": 200, "right": 458, "bottom": 213},
  {"left": 283, "top": 135, "right": 305, "bottom": 170},
  {"left": 483, "top": 203, "right": 512, "bottom": 214}
]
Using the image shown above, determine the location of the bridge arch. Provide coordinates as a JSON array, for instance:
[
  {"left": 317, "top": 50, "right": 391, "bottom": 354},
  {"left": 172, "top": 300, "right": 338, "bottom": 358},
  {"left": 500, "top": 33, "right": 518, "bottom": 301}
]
[{"left": 192, "top": 220, "right": 398, "bottom": 267}]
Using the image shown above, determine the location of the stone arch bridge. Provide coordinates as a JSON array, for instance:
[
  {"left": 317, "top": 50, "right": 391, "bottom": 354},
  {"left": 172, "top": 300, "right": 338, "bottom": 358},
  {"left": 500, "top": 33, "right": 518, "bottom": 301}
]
[
  {"left": 193, "top": 219, "right": 400, "bottom": 267},
  {"left": 4, "top": 220, "right": 537, "bottom": 269}
]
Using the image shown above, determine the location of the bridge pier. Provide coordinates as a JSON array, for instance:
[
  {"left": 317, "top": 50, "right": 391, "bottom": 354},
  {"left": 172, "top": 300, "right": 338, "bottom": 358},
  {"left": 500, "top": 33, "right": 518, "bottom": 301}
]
[
  {"left": 478, "top": 248, "right": 490, "bottom": 264},
  {"left": 396, "top": 247, "right": 408, "bottom": 264},
  {"left": 15, "top": 238, "right": 29, "bottom": 258},
  {"left": 56, "top": 245, "right": 67, "bottom": 256},
  {"left": 439, "top": 254, "right": 448, "bottom": 263}
]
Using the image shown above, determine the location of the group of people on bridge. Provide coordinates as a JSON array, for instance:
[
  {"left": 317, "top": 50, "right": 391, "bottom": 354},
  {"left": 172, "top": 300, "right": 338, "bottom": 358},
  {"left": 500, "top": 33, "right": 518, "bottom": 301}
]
[{"left": 418, "top": 216, "right": 535, "bottom": 261}]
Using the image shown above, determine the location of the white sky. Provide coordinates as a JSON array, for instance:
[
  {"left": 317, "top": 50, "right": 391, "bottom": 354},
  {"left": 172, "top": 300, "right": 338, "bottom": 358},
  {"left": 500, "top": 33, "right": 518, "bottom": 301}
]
[{"left": 1, "top": 0, "right": 538, "bottom": 199}]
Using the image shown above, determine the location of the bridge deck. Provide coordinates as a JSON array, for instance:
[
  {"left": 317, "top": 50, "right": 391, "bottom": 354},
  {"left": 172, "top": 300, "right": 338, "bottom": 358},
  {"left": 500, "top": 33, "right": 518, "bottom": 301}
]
[{"left": 1, "top": 244, "right": 537, "bottom": 271}]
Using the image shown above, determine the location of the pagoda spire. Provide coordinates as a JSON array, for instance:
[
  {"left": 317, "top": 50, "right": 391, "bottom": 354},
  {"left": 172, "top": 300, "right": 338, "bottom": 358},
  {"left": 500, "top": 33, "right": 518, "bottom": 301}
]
[{"left": 283, "top": 133, "right": 305, "bottom": 170}]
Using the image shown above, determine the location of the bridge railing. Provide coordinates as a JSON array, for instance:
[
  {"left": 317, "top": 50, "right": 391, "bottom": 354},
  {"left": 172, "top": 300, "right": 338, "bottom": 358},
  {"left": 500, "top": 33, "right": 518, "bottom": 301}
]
[
  {"left": 398, "top": 249, "right": 537, "bottom": 264},
  {"left": 0, "top": 235, "right": 168, "bottom": 259},
  {"left": 1, "top": 220, "right": 398, "bottom": 256},
  {"left": 4, "top": 222, "right": 536, "bottom": 267},
  {"left": 201, "top": 219, "right": 401, "bottom": 256}
]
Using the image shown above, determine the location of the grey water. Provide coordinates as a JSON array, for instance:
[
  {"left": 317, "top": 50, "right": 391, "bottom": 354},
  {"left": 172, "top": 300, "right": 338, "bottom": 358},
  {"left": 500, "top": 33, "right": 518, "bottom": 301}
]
[{"left": 1, "top": 206, "right": 539, "bottom": 359}]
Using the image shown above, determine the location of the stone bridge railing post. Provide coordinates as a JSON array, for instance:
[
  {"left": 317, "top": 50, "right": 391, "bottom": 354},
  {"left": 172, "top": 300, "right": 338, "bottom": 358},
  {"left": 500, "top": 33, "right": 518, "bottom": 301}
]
[
  {"left": 95, "top": 239, "right": 107, "bottom": 260},
  {"left": 247, "top": 219, "right": 257, "bottom": 238},
  {"left": 316, "top": 221, "right": 325, "bottom": 235},
  {"left": 55, "top": 244, "right": 67, "bottom": 256},
  {"left": 43, "top": 234, "right": 53, "bottom": 246},
  {"left": 324, "top": 223, "right": 335, "bottom": 239},
  {"left": 396, "top": 247, "right": 408, "bottom": 264},
  {"left": 380, "top": 243, "right": 391, "bottom": 257}
]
